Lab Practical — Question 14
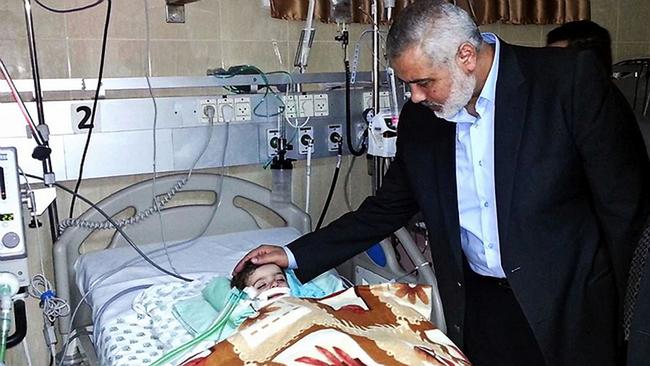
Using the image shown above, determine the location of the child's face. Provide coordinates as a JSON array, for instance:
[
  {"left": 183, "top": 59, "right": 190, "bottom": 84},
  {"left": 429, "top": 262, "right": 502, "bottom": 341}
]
[{"left": 247, "top": 263, "right": 288, "bottom": 292}]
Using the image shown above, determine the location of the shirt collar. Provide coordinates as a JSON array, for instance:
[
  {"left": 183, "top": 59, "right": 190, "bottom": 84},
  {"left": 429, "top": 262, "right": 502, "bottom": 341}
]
[{"left": 446, "top": 32, "right": 500, "bottom": 123}]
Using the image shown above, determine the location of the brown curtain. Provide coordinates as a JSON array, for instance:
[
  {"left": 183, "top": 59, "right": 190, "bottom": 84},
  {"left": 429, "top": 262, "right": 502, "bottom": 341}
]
[{"left": 270, "top": 0, "right": 590, "bottom": 25}]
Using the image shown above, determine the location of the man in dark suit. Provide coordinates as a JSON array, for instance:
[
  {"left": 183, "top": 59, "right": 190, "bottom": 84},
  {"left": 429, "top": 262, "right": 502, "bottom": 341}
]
[
  {"left": 546, "top": 20, "right": 613, "bottom": 76},
  {"left": 544, "top": 20, "right": 650, "bottom": 365},
  {"left": 234, "top": 1, "right": 650, "bottom": 364}
]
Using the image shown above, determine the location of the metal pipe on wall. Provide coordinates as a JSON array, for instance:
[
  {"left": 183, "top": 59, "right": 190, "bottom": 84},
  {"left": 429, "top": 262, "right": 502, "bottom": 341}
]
[
  {"left": 371, "top": 0, "right": 384, "bottom": 194},
  {"left": 22, "top": 0, "right": 60, "bottom": 242},
  {"left": 372, "top": 0, "right": 380, "bottom": 113}
]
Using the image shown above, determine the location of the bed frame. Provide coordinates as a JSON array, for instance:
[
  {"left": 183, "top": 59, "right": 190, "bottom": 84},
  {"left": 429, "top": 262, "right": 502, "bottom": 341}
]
[
  {"left": 349, "top": 228, "right": 447, "bottom": 333},
  {"left": 53, "top": 173, "right": 311, "bottom": 338},
  {"left": 52, "top": 172, "right": 446, "bottom": 364}
]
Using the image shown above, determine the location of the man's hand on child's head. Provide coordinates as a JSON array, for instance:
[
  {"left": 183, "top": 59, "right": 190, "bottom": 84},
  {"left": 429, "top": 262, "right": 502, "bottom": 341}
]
[{"left": 233, "top": 244, "right": 288, "bottom": 276}]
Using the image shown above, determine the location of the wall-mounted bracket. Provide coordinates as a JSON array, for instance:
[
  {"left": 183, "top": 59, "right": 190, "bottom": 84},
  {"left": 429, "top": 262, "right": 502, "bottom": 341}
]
[
  {"left": 165, "top": 0, "right": 201, "bottom": 23},
  {"left": 165, "top": 5, "right": 185, "bottom": 23}
]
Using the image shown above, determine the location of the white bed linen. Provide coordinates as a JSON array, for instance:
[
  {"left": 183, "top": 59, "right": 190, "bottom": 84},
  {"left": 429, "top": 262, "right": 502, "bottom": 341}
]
[
  {"left": 73, "top": 227, "right": 302, "bottom": 363},
  {"left": 95, "top": 276, "right": 213, "bottom": 366}
]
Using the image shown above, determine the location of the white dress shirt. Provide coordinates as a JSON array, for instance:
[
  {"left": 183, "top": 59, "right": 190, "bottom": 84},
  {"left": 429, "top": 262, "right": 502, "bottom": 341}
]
[
  {"left": 284, "top": 245, "right": 298, "bottom": 269},
  {"left": 446, "top": 33, "right": 505, "bottom": 278}
]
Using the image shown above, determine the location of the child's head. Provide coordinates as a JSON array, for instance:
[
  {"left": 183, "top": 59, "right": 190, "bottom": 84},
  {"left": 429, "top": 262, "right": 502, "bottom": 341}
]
[{"left": 230, "top": 262, "right": 288, "bottom": 292}]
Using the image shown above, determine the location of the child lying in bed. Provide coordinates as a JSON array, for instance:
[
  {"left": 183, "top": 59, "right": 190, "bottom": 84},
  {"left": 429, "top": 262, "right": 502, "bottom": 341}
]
[
  {"left": 179, "top": 281, "right": 472, "bottom": 366},
  {"left": 150, "top": 264, "right": 347, "bottom": 365},
  {"left": 173, "top": 263, "right": 344, "bottom": 336}
]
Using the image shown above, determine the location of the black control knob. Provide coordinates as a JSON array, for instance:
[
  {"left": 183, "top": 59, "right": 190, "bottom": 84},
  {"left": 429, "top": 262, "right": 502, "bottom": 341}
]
[
  {"left": 300, "top": 134, "right": 312, "bottom": 146},
  {"left": 270, "top": 137, "right": 279, "bottom": 149},
  {"left": 330, "top": 132, "right": 341, "bottom": 143}
]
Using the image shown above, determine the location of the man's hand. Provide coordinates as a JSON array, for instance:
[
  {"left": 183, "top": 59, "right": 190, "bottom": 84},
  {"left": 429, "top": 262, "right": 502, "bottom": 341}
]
[{"left": 232, "top": 244, "right": 288, "bottom": 275}]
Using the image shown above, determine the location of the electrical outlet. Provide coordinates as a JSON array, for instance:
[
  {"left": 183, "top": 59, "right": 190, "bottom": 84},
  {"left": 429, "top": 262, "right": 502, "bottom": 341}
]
[
  {"left": 362, "top": 92, "right": 373, "bottom": 110},
  {"left": 379, "top": 91, "right": 391, "bottom": 110},
  {"left": 282, "top": 95, "right": 298, "bottom": 118},
  {"left": 328, "top": 124, "right": 342, "bottom": 151},
  {"left": 298, "top": 94, "right": 314, "bottom": 117},
  {"left": 298, "top": 126, "right": 314, "bottom": 154},
  {"left": 234, "top": 97, "right": 251, "bottom": 121},
  {"left": 217, "top": 97, "right": 236, "bottom": 123},
  {"left": 266, "top": 129, "right": 280, "bottom": 157},
  {"left": 362, "top": 91, "right": 391, "bottom": 110},
  {"left": 199, "top": 98, "right": 217, "bottom": 124},
  {"left": 313, "top": 94, "right": 329, "bottom": 117}
]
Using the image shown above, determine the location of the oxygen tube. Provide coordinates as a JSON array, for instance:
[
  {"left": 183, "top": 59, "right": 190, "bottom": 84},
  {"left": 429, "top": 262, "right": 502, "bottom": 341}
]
[
  {"left": 0, "top": 293, "right": 9, "bottom": 364},
  {"left": 0, "top": 274, "right": 19, "bottom": 365}
]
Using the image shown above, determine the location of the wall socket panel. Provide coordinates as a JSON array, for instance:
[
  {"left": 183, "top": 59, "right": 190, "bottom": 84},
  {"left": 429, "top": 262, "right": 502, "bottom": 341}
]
[
  {"left": 266, "top": 129, "right": 280, "bottom": 157},
  {"left": 234, "top": 96, "right": 252, "bottom": 121},
  {"left": 328, "top": 124, "right": 342, "bottom": 151},
  {"left": 313, "top": 94, "right": 329, "bottom": 117},
  {"left": 282, "top": 93, "right": 328, "bottom": 118},
  {"left": 298, "top": 126, "right": 314, "bottom": 154},
  {"left": 2, "top": 86, "right": 406, "bottom": 181},
  {"left": 298, "top": 94, "right": 314, "bottom": 117},
  {"left": 198, "top": 97, "right": 250, "bottom": 124},
  {"left": 362, "top": 91, "right": 391, "bottom": 111}
]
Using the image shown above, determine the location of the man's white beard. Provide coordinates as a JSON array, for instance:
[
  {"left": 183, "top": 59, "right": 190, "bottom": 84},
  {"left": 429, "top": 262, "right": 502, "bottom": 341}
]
[{"left": 424, "top": 63, "right": 476, "bottom": 120}]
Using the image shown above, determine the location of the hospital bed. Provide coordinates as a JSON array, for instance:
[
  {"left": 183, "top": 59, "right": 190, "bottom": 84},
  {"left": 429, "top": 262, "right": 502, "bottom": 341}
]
[{"left": 52, "top": 172, "right": 446, "bottom": 365}]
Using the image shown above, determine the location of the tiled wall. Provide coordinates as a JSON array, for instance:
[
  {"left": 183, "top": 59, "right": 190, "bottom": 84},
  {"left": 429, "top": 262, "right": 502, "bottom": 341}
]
[
  {"left": 3, "top": 0, "right": 650, "bottom": 364},
  {"left": 0, "top": 0, "right": 377, "bottom": 79},
  {"left": 2, "top": 0, "right": 648, "bottom": 81}
]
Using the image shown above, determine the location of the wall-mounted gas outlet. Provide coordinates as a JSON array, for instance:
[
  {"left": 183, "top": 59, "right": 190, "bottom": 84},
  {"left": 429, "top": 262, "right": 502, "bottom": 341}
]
[
  {"left": 199, "top": 98, "right": 217, "bottom": 124},
  {"left": 234, "top": 97, "right": 251, "bottom": 121},
  {"left": 298, "top": 94, "right": 314, "bottom": 117},
  {"left": 217, "top": 97, "right": 236, "bottom": 123},
  {"left": 313, "top": 94, "right": 329, "bottom": 117},
  {"left": 266, "top": 129, "right": 280, "bottom": 157},
  {"left": 282, "top": 95, "right": 298, "bottom": 118},
  {"left": 328, "top": 124, "right": 342, "bottom": 152},
  {"left": 298, "top": 126, "right": 314, "bottom": 154}
]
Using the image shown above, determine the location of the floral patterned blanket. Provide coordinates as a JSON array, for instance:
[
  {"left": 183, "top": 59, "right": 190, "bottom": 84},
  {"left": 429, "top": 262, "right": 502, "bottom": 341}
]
[{"left": 183, "top": 284, "right": 471, "bottom": 366}]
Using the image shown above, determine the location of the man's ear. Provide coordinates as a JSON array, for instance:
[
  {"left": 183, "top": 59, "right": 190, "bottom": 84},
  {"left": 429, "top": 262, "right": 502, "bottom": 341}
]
[{"left": 456, "top": 42, "right": 477, "bottom": 73}]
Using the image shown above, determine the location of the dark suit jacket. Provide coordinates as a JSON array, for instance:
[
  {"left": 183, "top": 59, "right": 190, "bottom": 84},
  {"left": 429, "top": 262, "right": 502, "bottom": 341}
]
[{"left": 288, "top": 41, "right": 650, "bottom": 365}]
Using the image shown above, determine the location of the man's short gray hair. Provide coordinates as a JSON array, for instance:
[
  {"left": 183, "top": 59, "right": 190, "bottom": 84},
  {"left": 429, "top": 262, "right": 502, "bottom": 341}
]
[{"left": 386, "top": 0, "right": 482, "bottom": 66}]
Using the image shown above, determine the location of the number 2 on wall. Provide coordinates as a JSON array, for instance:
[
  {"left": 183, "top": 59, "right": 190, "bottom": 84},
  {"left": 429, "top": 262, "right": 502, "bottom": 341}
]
[
  {"left": 76, "top": 105, "right": 93, "bottom": 129},
  {"left": 71, "top": 103, "right": 100, "bottom": 133}
]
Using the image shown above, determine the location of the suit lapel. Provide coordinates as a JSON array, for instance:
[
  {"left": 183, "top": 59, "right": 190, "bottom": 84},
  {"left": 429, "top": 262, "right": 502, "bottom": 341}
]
[
  {"left": 434, "top": 121, "right": 464, "bottom": 271},
  {"left": 494, "top": 42, "right": 528, "bottom": 250}
]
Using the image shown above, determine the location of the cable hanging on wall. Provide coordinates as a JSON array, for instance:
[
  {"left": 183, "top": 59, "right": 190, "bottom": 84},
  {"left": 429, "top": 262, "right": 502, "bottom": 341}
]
[
  {"left": 65, "top": 0, "right": 112, "bottom": 219},
  {"left": 33, "top": 0, "right": 105, "bottom": 13}
]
